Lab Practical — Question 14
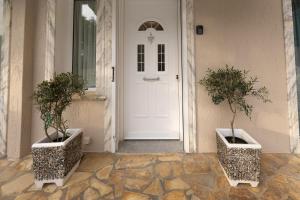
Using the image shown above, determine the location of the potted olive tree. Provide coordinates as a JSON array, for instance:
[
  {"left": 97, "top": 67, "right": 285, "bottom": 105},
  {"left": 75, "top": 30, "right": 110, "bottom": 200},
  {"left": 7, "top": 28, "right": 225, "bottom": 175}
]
[
  {"left": 32, "top": 73, "right": 85, "bottom": 188},
  {"left": 200, "top": 66, "right": 270, "bottom": 187}
]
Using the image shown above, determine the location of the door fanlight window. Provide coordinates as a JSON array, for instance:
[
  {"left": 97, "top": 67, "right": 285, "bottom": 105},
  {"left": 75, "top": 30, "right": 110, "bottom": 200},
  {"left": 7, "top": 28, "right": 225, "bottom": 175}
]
[{"left": 138, "top": 21, "right": 164, "bottom": 31}]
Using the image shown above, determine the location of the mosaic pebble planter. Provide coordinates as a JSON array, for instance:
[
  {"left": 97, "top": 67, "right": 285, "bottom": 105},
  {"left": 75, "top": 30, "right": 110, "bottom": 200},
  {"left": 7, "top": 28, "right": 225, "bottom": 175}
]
[
  {"left": 32, "top": 129, "right": 83, "bottom": 189},
  {"left": 216, "top": 129, "right": 262, "bottom": 187}
]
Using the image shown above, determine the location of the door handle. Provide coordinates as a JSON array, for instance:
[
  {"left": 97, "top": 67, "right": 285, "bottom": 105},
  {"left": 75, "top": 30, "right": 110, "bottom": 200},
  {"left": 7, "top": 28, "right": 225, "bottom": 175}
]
[{"left": 143, "top": 77, "right": 160, "bottom": 82}]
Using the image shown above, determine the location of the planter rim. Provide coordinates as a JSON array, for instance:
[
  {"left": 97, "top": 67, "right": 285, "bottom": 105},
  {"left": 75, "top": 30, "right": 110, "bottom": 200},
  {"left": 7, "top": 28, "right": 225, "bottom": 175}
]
[
  {"left": 216, "top": 128, "right": 262, "bottom": 149},
  {"left": 32, "top": 128, "right": 82, "bottom": 148}
]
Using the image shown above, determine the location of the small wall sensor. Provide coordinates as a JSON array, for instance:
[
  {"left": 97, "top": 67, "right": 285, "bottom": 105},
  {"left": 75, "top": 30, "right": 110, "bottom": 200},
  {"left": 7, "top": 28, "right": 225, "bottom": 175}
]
[
  {"left": 83, "top": 136, "right": 91, "bottom": 145},
  {"left": 196, "top": 25, "right": 204, "bottom": 35}
]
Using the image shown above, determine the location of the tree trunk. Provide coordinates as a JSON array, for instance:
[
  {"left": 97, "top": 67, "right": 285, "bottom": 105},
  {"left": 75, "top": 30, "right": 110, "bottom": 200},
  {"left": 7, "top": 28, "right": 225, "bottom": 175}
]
[
  {"left": 228, "top": 101, "right": 237, "bottom": 143},
  {"left": 231, "top": 111, "right": 237, "bottom": 143},
  {"left": 44, "top": 126, "right": 53, "bottom": 142}
]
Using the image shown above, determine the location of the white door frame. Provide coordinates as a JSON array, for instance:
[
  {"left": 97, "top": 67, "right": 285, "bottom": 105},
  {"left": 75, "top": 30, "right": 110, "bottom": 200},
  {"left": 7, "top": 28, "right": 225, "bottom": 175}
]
[
  {"left": 123, "top": 0, "right": 182, "bottom": 141},
  {"left": 113, "top": 0, "right": 196, "bottom": 153}
]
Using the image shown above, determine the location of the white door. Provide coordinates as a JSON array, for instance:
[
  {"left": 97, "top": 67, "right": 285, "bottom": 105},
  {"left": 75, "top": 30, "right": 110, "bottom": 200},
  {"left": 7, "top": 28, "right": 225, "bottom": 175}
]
[{"left": 124, "top": 0, "right": 180, "bottom": 140}]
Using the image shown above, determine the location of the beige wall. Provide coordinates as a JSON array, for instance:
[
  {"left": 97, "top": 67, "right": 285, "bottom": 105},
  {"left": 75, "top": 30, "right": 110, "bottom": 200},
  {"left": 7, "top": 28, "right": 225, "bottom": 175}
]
[
  {"left": 63, "top": 101, "right": 105, "bottom": 152},
  {"left": 195, "top": 0, "right": 290, "bottom": 153},
  {"left": 7, "top": 0, "right": 36, "bottom": 159},
  {"left": 31, "top": 0, "right": 47, "bottom": 147},
  {"left": 55, "top": 0, "right": 73, "bottom": 73},
  {"left": 0, "top": 0, "right": 3, "bottom": 35}
]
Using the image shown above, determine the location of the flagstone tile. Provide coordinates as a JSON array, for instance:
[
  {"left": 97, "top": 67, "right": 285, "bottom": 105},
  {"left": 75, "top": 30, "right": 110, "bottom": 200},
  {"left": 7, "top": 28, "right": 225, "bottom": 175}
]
[
  {"left": 66, "top": 179, "right": 89, "bottom": 199},
  {"left": 228, "top": 188, "right": 257, "bottom": 200},
  {"left": 125, "top": 166, "right": 153, "bottom": 179},
  {"left": 155, "top": 162, "right": 172, "bottom": 178},
  {"left": 90, "top": 177, "right": 113, "bottom": 197},
  {"left": 191, "top": 195, "right": 201, "bottom": 200},
  {"left": 115, "top": 155, "right": 156, "bottom": 169},
  {"left": 15, "top": 192, "right": 35, "bottom": 200},
  {"left": 207, "top": 191, "right": 230, "bottom": 200},
  {"left": 183, "top": 173, "right": 216, "bottom": 189},
  {"left": 164, "top": 178, "right": 190, "bottom": 191},
  {"left": 15, "top": 192, "right": 47, "bottom": 200},
  {"left": 122, "top": 191, "right": 150, "bottom": 200},
  {"left": 96, "top": 165, "right": 113, "bottom": 180},
  {"left": 163, "top": 191, "right": 186, "bottom": 200},
  {"left": 144, "top": 178, "right": 163, "bottom": 196},
  {"left": 183, "top": 156, "right": 211, "bottom": 174},
  {"left": 62, "top": 172, "right": 93, "bottom": 188},
  {"left": 42, "top": 183, "right": 57, "bottom": 193},
  {"left": 110, "top": 170, "right": 125, "bottom": 198},
  {"left": 83, "top": 188, "right": 100, "bottom": 200},
  {"left": 171, "top": 162, "right": 184, "bottom": 177},
  {"left": 1, "top": 173, "right": 34, "bottom": 197},
  {"left": 48, "top": 190, "right": 64, "bottom": 200},
  {"left": 125, "top": 178, "right": 151, "bottom": 191},
  {"left": 14, "top": 158, "right": 33, "bottom": 171},
  {"left": 0, "top": 159, "right": 11, "bottom": 168},
  {"left": 0, "top": 167, "right": 21, "bottom": 183},
  {"left": 288, "top": 177, "right": 300, "bottom": 200},
  {"left": 158, "top": 154, "right": 183, "bottom": 162},
  {"left": 78, "top": 153, "right": 114, "bottom": 172}
]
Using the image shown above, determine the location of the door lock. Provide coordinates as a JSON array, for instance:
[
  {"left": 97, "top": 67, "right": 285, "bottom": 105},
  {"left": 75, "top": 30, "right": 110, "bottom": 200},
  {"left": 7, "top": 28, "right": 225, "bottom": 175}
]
[{"left": 176, "top": 75, "right": 179, "bottom": 80}]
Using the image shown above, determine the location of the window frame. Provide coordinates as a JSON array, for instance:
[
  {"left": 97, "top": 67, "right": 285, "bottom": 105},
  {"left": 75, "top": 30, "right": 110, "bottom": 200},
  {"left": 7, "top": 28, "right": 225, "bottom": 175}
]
[{"left": 72, "top": 0, "right": 97, "bottom": 91}]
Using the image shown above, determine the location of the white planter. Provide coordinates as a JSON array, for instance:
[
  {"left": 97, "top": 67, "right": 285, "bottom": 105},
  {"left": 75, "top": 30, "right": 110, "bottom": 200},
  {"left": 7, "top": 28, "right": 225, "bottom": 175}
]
[
  {"left": 216, "top": 129, "right": 262, "bottom": 187},
  {"left": 32, "top": 129, "right": 83, "bottom": 189}
]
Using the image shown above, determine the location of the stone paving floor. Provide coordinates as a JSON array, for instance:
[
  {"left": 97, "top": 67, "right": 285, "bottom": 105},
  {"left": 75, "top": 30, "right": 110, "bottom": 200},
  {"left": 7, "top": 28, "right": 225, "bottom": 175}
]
[{"left": 0, "top": 153, "right": 300, "bottom": 200}]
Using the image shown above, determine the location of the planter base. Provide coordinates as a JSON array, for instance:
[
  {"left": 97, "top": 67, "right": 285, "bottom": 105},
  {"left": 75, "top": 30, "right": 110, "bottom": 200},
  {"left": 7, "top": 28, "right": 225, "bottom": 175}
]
[
  {"left": 219, "top": 160, "right": 259, "bottom": 187},
  {"left": 34, "top": 159, "right": 80, "bottom": 189}
]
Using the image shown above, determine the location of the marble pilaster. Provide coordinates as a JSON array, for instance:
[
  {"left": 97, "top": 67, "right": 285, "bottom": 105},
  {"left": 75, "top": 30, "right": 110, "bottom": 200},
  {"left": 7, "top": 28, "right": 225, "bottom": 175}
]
[
  {"left": 96, "top": 0, "right": 113, "bottom": 152},
  {"left": 182, "top": 0, "right": 197, "bottom": 153},
  {"left": 282, "top": 0, "right": 300, "bottom": 153},
  {"left": 0, "top": 0, "right": 11, "bottom": 158},
  {"left": 45, "top": 0, "right": 56, "bottom": 80},
  {"left": 187, "top": 0, "right": 197, "bottom": 153}
]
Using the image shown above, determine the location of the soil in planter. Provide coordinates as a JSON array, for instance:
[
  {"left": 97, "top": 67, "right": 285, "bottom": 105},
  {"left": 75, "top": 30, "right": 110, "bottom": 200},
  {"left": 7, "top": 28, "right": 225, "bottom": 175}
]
[
  {"left": 40, "top": 136, "right": 70, "bottom": 143},
  {"left": 53, "top": 136, "right": 70, "bottom": 142},
  {"left": 225, "top": 137, "right": 248, "bottom": 144}
]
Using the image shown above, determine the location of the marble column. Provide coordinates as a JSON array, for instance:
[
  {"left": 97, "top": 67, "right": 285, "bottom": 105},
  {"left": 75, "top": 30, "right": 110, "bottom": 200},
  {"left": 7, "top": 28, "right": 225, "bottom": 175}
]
[
  {"left": 182, "top": 0, "right": 197, "bottom": 153},
  {"left": 45, "top": 0, "right": 56, "bottom": 80},
  {"left": 283, "top": 0, "right": 300, "bottom": 153},
  {"left": 0, "top": 0, "right": 11, "bottom": 158},
  {"left": 187, "top": 0, "right": 197, "bottom": 153},
  {"left": 96, "top": 0, "right": 113, "bottom": 152}
]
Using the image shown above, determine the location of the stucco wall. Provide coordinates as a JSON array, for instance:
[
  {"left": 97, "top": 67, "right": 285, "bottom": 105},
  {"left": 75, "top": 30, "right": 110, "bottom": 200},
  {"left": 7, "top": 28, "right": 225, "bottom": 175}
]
[
  {"left": 0, "top": 1, "right": 3, "bottom": 35},
  {"left": 55, "top": 0, "right": 73, "bottom": 73},
  {"left": 31, "top": 0, "right": 47, "bottom": 147},
  {"left": 7, "top": 0, "right": 37, "bottom": 159},
  {"left": 195, "top": 0, "right": 291, "bottom": 153}
]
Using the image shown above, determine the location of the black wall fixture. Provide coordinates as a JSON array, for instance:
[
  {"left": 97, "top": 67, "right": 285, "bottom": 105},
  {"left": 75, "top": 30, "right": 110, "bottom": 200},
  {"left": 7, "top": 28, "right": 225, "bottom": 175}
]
[{"left": 196, "top": 25, "right": 204, "bottom": 35}]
